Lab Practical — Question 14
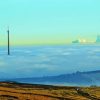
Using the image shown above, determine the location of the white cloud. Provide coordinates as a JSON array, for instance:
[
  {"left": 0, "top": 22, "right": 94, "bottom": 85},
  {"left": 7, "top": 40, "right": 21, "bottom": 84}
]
[{"left": 0, "top": 60, "right": 6, "bottom": 66}]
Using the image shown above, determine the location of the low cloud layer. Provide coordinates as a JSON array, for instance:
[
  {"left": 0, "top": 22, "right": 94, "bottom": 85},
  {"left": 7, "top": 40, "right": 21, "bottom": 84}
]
[{"left": 0, "top": 45, "right": 100, "bottom": 78}]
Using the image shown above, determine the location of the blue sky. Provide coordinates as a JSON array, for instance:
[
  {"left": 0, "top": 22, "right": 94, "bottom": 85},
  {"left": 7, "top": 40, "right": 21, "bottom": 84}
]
[{"left": 0, "top": 0, "right": 100, "bottom": 45}]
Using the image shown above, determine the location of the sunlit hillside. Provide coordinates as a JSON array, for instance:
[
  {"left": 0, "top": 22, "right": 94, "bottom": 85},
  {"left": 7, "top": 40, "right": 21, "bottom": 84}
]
[{"left": 0, "top": 82, "right": 100, "bottom": 100}]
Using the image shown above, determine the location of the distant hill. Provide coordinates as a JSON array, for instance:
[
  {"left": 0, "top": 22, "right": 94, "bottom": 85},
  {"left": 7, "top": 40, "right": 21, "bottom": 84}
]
[
  {"left": 96, "top": 35, "right": 100, "bottom": 43},
  {"left": 72, "top": 40, "right": 80, "bottom": 43},
  {"left": 11, "top": 70, "right": 100, "bottom": 86}
]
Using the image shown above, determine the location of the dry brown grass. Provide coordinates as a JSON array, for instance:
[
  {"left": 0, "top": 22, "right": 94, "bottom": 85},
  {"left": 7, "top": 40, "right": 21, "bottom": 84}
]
[{"left": 0, "top": 82, "right": 99, "bottom": 100}]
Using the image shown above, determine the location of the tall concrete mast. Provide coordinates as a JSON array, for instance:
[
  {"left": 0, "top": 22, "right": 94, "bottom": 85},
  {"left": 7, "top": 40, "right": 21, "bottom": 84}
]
[{"left": 7, "top": 27, "right": 10, "bottom": 55}]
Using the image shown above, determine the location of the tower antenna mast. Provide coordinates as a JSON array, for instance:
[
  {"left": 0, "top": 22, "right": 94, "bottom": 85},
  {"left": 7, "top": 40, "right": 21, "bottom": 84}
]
[{"left": 7, "top": 27, "right": 10, "bottom": 55}]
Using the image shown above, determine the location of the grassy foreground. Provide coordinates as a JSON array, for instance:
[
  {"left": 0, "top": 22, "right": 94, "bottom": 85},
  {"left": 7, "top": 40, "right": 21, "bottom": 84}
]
[{"left": 0, "top": 82, "right": 100, "bottom": 100}]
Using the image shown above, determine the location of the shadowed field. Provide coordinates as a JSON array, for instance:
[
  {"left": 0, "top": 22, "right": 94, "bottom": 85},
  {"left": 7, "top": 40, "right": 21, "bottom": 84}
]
[{"left": 0, "top": 82, "right": 100, "bottom": 100}]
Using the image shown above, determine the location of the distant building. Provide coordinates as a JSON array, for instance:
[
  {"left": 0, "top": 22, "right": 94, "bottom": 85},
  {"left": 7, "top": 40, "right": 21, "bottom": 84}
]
[{"left": 96, "top": 35, "right": 100, "bottom": 43}]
